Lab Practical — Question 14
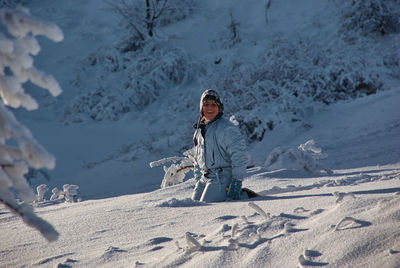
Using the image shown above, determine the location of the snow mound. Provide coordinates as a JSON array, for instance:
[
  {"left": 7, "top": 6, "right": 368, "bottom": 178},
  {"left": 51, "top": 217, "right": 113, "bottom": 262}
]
[
  {"left": 157, "top": 198, "right": 208, "bottom": 207},
  {"left": 264, "top": 140, "right": 332, "bottom": 175}
]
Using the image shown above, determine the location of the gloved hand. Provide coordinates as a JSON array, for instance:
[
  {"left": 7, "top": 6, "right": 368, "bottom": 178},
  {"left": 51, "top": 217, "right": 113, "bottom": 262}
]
[{"left": 227, "top": 178, "right": 242, "bottom": 200}]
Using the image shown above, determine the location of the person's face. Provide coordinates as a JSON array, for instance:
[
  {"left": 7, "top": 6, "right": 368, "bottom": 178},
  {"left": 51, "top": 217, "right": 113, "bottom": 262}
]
[{"left": 202, "top": 100, "right": 219, "bottom": 121}]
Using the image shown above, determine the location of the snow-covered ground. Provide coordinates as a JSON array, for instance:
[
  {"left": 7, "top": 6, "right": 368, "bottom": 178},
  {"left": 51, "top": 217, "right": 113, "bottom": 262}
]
[
  {"left": 1, "top": 0, "right": 400, "bottom": 267},
  {"left": 2, "top": 82, "right": 399, "bottom": 268}
]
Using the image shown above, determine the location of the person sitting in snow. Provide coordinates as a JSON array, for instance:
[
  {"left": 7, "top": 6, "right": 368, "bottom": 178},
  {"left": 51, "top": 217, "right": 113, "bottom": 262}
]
[{"left": 191, "top": 89, "right": 248, "bottom": 202}]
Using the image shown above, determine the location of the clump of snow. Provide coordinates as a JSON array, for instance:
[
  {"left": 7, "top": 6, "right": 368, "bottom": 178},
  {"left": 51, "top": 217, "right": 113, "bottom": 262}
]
[
  {"left": 157, "top": 197, "right": 206, "bottom": 207},
  {"left": 264, "top": 140, "right": 332, "bottom": 175},
  {"left": 50, "top": 187, "right": 61, "bottom": 201},
  {"left": 62, "top": 184, "right": 79, "bottom": 202},
  {"left": 185, "top": 232, "right": 202, "bottom": 252},
  {"left": 46, "top": 184, "right": 80, "bottom": 203},
  {"left": 36, "top": 183, "right": 48, "bottom": 202}
]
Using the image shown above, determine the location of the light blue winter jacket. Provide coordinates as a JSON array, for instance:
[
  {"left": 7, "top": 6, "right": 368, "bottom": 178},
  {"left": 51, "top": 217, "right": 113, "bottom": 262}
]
[{"left": 192, "top": 115, "right": 248, "bottom": 182}]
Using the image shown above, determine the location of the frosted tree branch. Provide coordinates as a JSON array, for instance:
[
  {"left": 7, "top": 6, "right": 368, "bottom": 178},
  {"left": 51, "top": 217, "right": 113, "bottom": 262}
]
[{"left": 0, "top": 6, "right": 63, "bottom": 242}]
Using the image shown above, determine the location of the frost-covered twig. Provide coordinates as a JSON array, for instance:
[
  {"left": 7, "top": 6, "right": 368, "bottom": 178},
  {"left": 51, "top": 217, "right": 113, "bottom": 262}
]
[
  {"left": 231, "top": 223, "right": 239, "bottom": 238},
  {"left": 0, "top": 6, "right": 62, "bottom": 241},
  {"left": 149, "top": 156, "right": 189, "bottom": 168},
  {"left": 284, "top": 222, "right": 295, "bottom": 233},
  {"left": 175, "top": 241, "right": 183, "bottom": 252},
  {"left": 252, "top": 231, "right": 262, "bottom": 243},
  {"left": 0, "top": 7, "right": 62, "bottom": 110},
  {"left": 241, "top": 215, "right": 250, "bottom": 224},
  {"left": 185, "top": 232, "right": 201, "bottom": 251},
  {"left": 248, "top": 202, "right": 270, "bottom": 220},
  {"left": 151, "top": 152, "right": 195, "bottom": 188}
]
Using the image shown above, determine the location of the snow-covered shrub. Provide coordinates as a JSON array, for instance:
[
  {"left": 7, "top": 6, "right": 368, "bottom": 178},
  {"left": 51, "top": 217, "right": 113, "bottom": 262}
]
[
  {"left": 49, "top": 184, "right": 80, "bottom": 202},
  {"left": 50, "top": 187, "right": 60, "bottom": 201},
  {"left": 0, "top": 7, "right": 62, "bottom": 241},
  {"left": 0, "top": 0, "right": 26, "bottom": 8},
  {"left": 36, "top": 184, "right": 48, "bottom": 201},
  {"left": 109, "top": 0, "right": 196, "bottom": 51},
  {"left": 157, "top": 0, "right": 196, "bottom": 27},
  {"left": 214, "top": 35, "right": 387, "bottom": 142},
  {"left": 209, "top": 10, "right": 243, "bottom": 50},
  {"left": 63, "top": 44, "right": 199, "bottom": 124},
  {"left": 150, "top": 150, "right": 194, "bottom": 188},
  {"left": 63, "top": 184, "right": 79, "bottom": 202},
  {"left": 335, "top": 0, "right": 400, "bottom": 36},
  {"left": 264, "top": 140, "right": 332, "bottom": 175}
]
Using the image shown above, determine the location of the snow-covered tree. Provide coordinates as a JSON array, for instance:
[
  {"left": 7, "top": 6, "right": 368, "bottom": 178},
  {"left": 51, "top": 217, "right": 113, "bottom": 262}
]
[{"left": 0, "top": 7, "right": 63, "bottom": 242}]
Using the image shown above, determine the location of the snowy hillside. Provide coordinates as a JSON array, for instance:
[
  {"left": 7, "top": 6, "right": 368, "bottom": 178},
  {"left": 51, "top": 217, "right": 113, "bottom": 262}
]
[
  {"left": 11, "top": 0, "right": 399, "bottom": 199},
  {"left": 1, "top": 0, "right": 400, "bottom": 267}
]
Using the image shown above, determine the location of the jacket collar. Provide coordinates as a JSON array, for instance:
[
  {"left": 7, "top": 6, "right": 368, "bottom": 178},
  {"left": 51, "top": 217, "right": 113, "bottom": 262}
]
[{"left": 194, "top": 112, "right": 223, "bottom": 129}]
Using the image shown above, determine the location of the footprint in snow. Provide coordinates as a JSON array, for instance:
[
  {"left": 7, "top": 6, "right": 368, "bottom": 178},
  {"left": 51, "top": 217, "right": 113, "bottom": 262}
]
[
  {"left": 56, "top": 258, "right": 79, "bottom": 268},
  {"left": 148, "top": 237, "right": 173, "bottom": 245},
  {"left": 298, "top": 249, "right": 328, "bottom": 266},
  {"left": 148, "top": 237, "right": 173, "bottom": 251},
  {"left": 279, "top": 212, "right": 308, "bottom": 220},
  {"left": 333, "top": 216, "right": 371, "bottom": 231},
  {"left": 298, "top": 253, "right": 328, "bottom": 266},
  {"left": 283, "top": 222, "right": 309, "bottom": 233},
  {"left": 101, "top": 246, "right": 127, "bottom": 261},
  {"left": 294, "top": 207, "right": 310, "bottom": 213},
  {"left": 309, "top": 208, "right": 325, "bottom": 216},
  {"left": 214, "top": 215, "right": 238, "bottom": 221},
  {"left": 57, "top": 264, "right": 71, "bottom": 268},
  {"left": 150, "top": 246, "right": 164, "bottom": 251},
  {"left": 36, "top": 253, "right": 75, "bottom": 265}
]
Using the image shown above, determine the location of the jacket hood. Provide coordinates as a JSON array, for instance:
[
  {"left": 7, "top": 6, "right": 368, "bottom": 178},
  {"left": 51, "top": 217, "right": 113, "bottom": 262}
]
[{"left": 199, "top": 89, "right": 224, "bottom": 115}]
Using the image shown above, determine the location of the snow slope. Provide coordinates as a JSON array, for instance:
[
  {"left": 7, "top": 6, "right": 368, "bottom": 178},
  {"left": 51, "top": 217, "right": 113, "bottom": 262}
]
[
  {"left": 1, "top": 85, "right": 399, "bottom": 267},
  {"left": 1, "top": 0, "right": 400, "bottom": 267}
]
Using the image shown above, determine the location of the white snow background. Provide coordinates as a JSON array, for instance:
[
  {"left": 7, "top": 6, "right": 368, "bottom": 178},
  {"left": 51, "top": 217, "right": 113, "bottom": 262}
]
[{"left": 1, "top": 0, "right": 400, "bottom": 267}]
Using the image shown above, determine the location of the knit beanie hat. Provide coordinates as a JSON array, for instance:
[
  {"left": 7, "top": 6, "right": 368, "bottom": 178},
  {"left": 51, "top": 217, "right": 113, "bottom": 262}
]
[{"left": 200, "top": 89, "right": 224, "bottom": 115}]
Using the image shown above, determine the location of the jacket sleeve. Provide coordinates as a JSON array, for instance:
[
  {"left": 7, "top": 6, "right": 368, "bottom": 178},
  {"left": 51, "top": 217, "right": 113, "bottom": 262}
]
[{"left": 220, "top": 123, "right": 248, "bottom": 180}]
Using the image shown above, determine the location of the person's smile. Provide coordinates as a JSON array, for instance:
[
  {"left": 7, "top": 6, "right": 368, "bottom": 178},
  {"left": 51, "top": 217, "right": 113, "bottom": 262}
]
[{"left": 203, "top": 100, "right": 219, "bottom": 121}]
